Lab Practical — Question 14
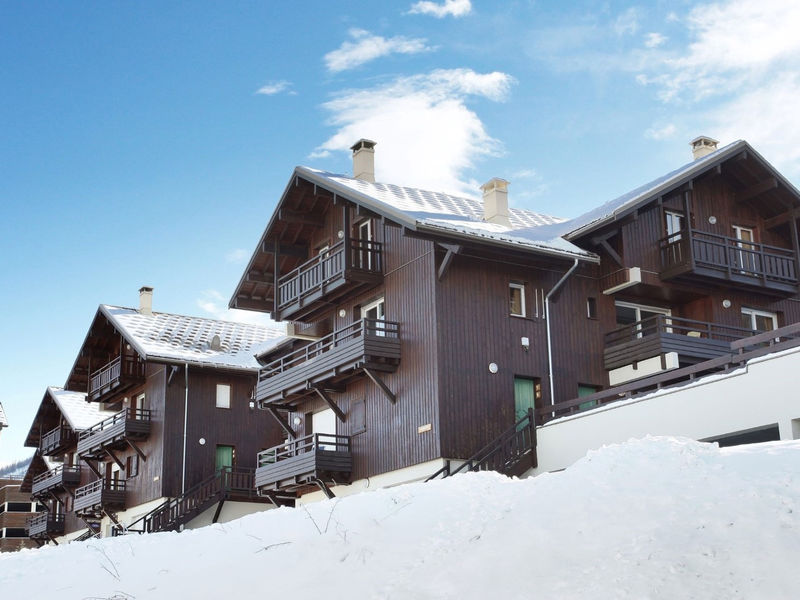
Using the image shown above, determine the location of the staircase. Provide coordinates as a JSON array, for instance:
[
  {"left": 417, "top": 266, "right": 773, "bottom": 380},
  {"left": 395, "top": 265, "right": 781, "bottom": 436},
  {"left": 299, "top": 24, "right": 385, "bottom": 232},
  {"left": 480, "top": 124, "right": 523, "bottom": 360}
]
[
  {"left": 427, "top": 409, "right": 536, "bottom": 481},
  {"left": 114, "top": 467, "right": 260, "bottom": 536}
]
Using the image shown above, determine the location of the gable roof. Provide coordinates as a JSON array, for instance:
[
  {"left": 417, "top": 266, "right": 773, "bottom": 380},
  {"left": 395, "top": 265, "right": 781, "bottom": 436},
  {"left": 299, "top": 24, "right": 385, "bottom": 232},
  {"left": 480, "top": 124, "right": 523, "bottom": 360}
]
[
  {"left": 296, "top": 167, "right": 597, "bottom": 261},
  {"left": 99, "top": 305, "right": 283, "bottom": 371},
  {"left": 564, "top": 140, "right": 800, "bottom": 240},
  {"left": 47, "top": 387, "right": 110, "bottom": 431}
]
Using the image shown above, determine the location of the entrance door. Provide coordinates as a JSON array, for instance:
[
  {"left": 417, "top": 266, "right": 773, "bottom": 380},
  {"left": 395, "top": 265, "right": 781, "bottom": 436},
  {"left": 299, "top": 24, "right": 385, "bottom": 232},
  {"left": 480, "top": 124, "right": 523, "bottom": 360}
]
[
  {"left": 361, "top": 297, "right": 386, "bottom": 336},
  {"left": 615, "top": 301, "right": 671, "bottom": 337},
  {"left": 514, "top": 377, "right": 541, "bottom": 425},
  {"left": 215, "top": 445, "right": 235, "bottom": 471},
  {"left": 311, "top": 408, "right": 337, "bottom": 451},
  {"left": 356, "top": 220, "right": 372, "bottom": 269},
  {"left": 733, "top": 226, "right": 756, "bottom": 274}
]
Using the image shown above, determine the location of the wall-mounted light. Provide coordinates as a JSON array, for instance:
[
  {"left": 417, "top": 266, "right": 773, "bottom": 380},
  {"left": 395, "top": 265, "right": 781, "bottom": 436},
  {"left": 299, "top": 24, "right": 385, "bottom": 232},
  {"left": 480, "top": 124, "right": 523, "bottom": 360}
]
[
  {"left": 248, "top": 401, "right": 255, "bottom": 409},
  {"left": 708, "top": 216, "right": 717, "bottom": 225},
  {"left": 488, "top": 362, "right": 499, "bottom": 374},
  {"left": 337, "top": 230, "right": 344, "bottom": 239},
  {"left": 199, "top": 438, "right": 206, "bottom": 445},
  {"left": 293, "top": 416, "right": 302, "bottom": 426},
  {"left": 722, "top": 299, "right": 732, "bottom": 309},
  {"left": 338, "top": 309, "right": 347, "bottom": 318},
  {"left": 521, "top": 337, "right": 530, "bottom": 351}
]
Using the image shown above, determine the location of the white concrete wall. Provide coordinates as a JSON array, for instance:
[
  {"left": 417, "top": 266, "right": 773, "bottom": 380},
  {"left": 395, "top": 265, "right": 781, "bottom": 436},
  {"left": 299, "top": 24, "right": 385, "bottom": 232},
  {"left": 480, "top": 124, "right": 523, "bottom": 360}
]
[
  {"left": 100, "top": 496, "right": 168, "bottom": 537},
  {"left": 533, "top": 347, "right": 800, "bottom": 475},
  {"left": 186, "top": 500, "right": 275, "bottom": 529},
  {"left": 296, "top": 458, "right": 446, "bottom": 506}
]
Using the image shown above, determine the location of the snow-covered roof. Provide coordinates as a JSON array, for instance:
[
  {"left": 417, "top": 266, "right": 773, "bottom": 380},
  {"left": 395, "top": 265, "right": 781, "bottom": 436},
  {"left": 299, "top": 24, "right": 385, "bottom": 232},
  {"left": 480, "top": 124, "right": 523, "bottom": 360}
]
[
  {"left": 0, "top": 401, "right": 7, "bottom": 429},
  {"left": 47, "top": 387, "right": 110, "bottom": 431},
  {"left": 563, "top": 140, "right": 749, "bottom": 240},
  {"left": 298, "top": 167, "right": 597, "bottom": 262},
  {"left": 100, "top": 305, "right": 284, "bottom": 371}
]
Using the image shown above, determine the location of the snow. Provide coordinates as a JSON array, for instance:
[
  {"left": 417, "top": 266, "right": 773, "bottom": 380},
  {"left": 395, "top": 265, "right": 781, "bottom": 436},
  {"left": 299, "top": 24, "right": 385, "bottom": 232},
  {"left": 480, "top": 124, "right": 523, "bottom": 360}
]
[
  {"left": 47, "top": 387, "right": 113, "bottom": 431},
  {"left": 2, "top": 437, "right": 799, "bottom": 599}
]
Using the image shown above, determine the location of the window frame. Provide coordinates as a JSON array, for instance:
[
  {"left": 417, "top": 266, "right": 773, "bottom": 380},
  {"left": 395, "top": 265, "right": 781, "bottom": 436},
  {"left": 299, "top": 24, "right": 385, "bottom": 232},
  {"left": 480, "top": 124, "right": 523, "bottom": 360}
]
[
  {"left": 509, "top": 281, "right": 527, "bottom": 318},
  {"left": 741, "top": 307, "right": 778, "bottom": 331},
  {"left": 215, "top": 383, "right": 231, "bottom": 409}
]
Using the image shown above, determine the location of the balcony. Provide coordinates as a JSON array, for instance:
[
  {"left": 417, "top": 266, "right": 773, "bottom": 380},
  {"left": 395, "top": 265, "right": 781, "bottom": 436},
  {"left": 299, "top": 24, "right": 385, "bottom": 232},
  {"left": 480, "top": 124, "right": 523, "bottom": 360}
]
[
  {"left": 604, "top": 315, "right": 756, "bottom": 371},
  {"left": 31, "top": 465, "right": 82, "bottom": 498},
  {"left": 77, "top": 408, "right": 151, "bottom": 460},
  {"left": 73, "top": 479, "right": 126, "bottom": 517},
  {"left": 255, "top": 433, "right": 353, "bottom": 495},
  {"left": 276, "top": 239, "right": 383, "bottom": 321},
  {"left": 39, "top": 424, "right": 77, "bottom": 456},
  {"left": 256, "top": 319, "right": 400, "bottom": 407},
  {"left": 660, "top": 230, "right": 798, "bottom": 294},
  {"left": 88, "top": 356, "right": 146, "bottom": 402},
  {"left": 27, "top": 512, "right": 65, "bottom": 540}
]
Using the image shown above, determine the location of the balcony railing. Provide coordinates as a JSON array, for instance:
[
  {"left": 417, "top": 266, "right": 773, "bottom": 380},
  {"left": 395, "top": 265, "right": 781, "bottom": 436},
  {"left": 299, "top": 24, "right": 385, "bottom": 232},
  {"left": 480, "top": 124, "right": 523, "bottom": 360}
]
[
  {"left": 255, "top": 433, "right": 353, "bottom": 493},
  {"left": 27, "top": 512, "right": 65, "bottom": 539},
  {"left": 660, "top": 230, "right": 798, "bottom": 292},
  {"left": 276, "top": 239, "right": 383, "bottom": 321},
  {"left": 77, "top": 408, "right": 151, "bottom": 458},
  {"left": 39, "top": 424, "right": 76, "bottom": 456},
  {"left": 256, "top": 318, "right": 401, "bottom": 406},
  {"left": 604, "top": 314, "right": 758, "bottom": 371},
  {"left": 88, "top": 356, "right": 146, "bottom": 402},
  {"left": 31, "top": 465, "right": 82, "bottom": 497},
  {"left": 73, "top": 479, "right": 126, "bottom": 516}
]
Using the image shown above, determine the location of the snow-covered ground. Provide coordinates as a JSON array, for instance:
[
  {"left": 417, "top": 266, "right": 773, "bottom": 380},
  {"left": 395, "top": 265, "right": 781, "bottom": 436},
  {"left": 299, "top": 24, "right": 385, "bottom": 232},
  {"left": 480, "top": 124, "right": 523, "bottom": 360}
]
[{"left": 2, "top": 437, "right": 799, "bottom": 599}]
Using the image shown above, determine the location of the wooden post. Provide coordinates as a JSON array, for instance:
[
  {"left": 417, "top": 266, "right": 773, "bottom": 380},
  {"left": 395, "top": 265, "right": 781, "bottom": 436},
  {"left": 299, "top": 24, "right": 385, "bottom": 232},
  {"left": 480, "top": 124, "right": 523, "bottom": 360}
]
[
  {"left": 790, "top": 216, "right": 800, "bottom": 283},
  {"left": 683, "top": 190, "right": 695, "bottom": 270},
  {"left": 273, "top": 238, "right": 279, "bottom": 318},
  {"left": 342, "top": 203, "right": 351, "bottom": 269}
]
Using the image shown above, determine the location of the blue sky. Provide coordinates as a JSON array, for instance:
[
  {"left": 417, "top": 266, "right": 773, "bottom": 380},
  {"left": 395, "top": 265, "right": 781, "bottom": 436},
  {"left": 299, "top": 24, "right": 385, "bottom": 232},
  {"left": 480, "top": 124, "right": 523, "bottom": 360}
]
[{"left": 2, "top": 0, "right": 799, "bottom": 462}]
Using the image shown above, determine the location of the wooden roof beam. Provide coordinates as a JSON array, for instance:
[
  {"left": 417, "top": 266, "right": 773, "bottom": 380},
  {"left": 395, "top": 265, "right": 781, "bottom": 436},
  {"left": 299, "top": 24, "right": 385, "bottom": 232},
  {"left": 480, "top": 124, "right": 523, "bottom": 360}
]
[
  {"left": 736, "top": 177, "right": 778, "bottom": 203},
  {"left": 260, "top": 241, "right": 308, "bottom": 257},
  {"left": 246, "top": 270, "right": 274, "bottom": 284},
  {"left": 278, "top": 208, "right": 324, "bottom": 228},
  {"left": 764, "top": 207, "right": 800, "bottom": 230}
]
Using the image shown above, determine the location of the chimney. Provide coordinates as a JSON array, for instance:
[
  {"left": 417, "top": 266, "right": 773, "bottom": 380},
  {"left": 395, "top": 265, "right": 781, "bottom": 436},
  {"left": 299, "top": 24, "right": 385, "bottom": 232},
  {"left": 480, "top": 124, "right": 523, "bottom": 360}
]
[
  {"left": 350, "top": 139, "right": 376, "bottom": 182},
  {"left": 481, "top": 178, "right": 511, "bottom": 227},
  {"left": 139, "top": 286, "right": 153, "bottom": 315},
  {"left": 690, "top": 136, "right": 719, "bottom": 160}
]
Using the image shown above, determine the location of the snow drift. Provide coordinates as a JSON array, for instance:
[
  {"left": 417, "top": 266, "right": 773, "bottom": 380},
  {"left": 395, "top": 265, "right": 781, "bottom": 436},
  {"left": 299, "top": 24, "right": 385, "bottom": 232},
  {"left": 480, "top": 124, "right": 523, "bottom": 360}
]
[{"left": 2, "top": 436, "right": 799, "bottom": 599}]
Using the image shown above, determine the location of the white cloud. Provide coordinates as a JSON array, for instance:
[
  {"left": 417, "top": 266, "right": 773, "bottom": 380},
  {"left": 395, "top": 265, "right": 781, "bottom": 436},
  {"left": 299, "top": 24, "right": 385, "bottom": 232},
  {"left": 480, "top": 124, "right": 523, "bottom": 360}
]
[
  {"left": 255, "top": 80, "right": 292, "bottom": 96},
  {"left": 644, "top": 32, "right": 667, "bottom": 48},
  {"left": 408, "top": 0, "right": 471, "bottom": 18},
  {"left": 644, "top": 123, "right": 677, "bottom": 140},
  {"left": 324, "top": 28, "right": 432, "bottom": 73},
  {"left": 196, "top": 289, "right": 282, "bottom": 328},
  {"left": 314, "top": 68, "right": 515, "bottom": 196},
  {"left": 225, "top": 248, "right": 249, "bottom": 264},
  {"left": 614, "top": 7, "right": 640, "bottom": 36}
]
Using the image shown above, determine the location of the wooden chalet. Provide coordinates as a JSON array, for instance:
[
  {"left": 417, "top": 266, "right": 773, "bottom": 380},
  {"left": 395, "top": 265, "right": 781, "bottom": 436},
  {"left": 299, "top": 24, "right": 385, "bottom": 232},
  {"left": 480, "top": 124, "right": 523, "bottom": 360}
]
[
  {"left": 22, "top": 292, "right": 286, "bottom": 542},
  {"left": 231, "top": 137, "right": 800, "bottom": 502},
  {"left": 0, "top": 478, "right": 42, "bottom": 552}
]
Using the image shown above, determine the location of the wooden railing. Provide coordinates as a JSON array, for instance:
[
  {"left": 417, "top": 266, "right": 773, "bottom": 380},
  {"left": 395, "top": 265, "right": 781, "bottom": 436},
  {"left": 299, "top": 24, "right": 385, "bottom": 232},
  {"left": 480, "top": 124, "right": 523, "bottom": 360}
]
[
  {"left": 78, "top": 408, "right": 151, "bottom": 443},
  {"left": 27, "top": 512, "right": 64, "bottom": 537},
  {"left": 116, "top": 467, "right": 257, "bottom": 535},
  {"left": 605, "top": 315, "right": 757, "bottom": 347},
  {"left": 39, "top": 424, "right": 74, "bottom": 454},
  {"left": 540, "top": 321, "right": 800, "bottom": 423},
  {"left": 32, "top": 464, "right": 81, "bottom": 496},
  {"left": 259, "top": 318, "right": 399, "bottom": 381},
  {"left": 427, "top": 409, "right": 536, "bottom": 481},
  {"left": 257, "top": 433, "right": 352, "bottom": 467},
  {"left": 75, "top": 478, "right": 126, "bottom": 499},
  {"left": 89, "top": 356, "right": 146, "bottom": 398},
  {"left": 660, "top": 230, "right": 797, "bottom": 285},
  {"left": 277, "top": 239, "right": 383, "bottom": 310}
]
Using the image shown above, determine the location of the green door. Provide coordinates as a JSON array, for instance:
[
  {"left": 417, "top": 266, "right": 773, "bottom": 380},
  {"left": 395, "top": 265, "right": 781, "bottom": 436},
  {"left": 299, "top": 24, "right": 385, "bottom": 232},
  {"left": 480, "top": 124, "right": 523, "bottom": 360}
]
[
  {"left": 514, "top": 377, "right": 539, "bottom": 424},
  {"left": 215, "top": 445, "right": 234, "bottom": 471}
]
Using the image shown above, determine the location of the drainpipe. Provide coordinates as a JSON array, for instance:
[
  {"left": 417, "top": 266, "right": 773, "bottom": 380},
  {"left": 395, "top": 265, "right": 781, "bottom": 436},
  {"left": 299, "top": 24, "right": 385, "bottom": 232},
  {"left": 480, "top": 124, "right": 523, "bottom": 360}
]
[
  {"left": 545, "top": 259, "right": 580, "bottom": 407},
  {"left": 181, "top": 363, "right": 189, "bottom": 495}
]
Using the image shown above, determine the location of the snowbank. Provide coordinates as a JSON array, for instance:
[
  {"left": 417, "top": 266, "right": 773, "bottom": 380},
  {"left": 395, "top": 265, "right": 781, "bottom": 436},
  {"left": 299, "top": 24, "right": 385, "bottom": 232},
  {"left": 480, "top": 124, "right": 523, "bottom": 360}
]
[{"left": 2, "top": 437, "right": 799, "bottom": 599}]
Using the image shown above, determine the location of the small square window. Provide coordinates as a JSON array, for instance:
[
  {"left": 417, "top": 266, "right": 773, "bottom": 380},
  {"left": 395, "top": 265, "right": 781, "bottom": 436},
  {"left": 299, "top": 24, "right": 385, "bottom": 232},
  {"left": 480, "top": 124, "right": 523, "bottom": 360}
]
[
  {"left": 216, "top": 384, "right": 231, "bottom": 409},
  {"left": 509, "top": 282, "right": 526, "bottom": 317},
  {"left": 587, "top": 297, "right": 597, "bottom": 319}
]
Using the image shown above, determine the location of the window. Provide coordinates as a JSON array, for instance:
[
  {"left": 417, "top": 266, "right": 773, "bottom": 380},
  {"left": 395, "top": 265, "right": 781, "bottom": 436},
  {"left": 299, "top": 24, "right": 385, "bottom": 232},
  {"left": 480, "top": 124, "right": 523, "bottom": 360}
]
[
  {"left": 216, "top": 384, "right": 231, "bottom": 409},
  {"left": 352, "top": 399, "right": 366, "bottom": 435},
  {"left": 615, "top": 301, "right": 671, "bottom": 337},
  {"left": 361, "top": 297, "right": 386, "bottom": 336},
  {"left": 215, "top": 445, "right": 236, "bottom": 470},
  {"left": 578, "top": 384, "right": 601, "bottom": 411},
  {"left": 665, "top": 210, "right": 684, "bottom": 240},
  {"left": 741, "top": 307, "right": 777, "bottom": 332},
  {"left": 356, "top": 220, "right": 373, "bottom": 269},
  {"left": 586, "top": 297, "right": 597, "bottom": 319},
  {"left": 126, "top": 455, "right": 139, "bottom": 478},
  {"left": 6, "top": 502, "right": 31, "bottom": 512},
  {"left": 509, "top": 282, "right": 526, "bottom": 317},
  {"left": 733, "top": 225, "right": 757, "bottom": 273}
]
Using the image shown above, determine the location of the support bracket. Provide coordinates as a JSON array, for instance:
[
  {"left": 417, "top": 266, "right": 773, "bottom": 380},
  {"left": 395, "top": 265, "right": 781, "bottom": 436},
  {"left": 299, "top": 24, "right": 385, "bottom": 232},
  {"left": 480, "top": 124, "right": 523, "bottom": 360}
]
[
  {"left": 437, "top": 244, "right": 462, "bottom": 281},
  {"left": 126, "top": 438, "right": 147, "bottom": 462},
  {"left": 105, "top": 448, "right": 126, "bottom": 472},
  {"left": 311, "top": 386, "right": 347, "bottom": 422},
  {"left": 312, "top": 478, "right": 335, "bottom": 499},
  {"left": 363, "top": 367, "right": 396, "bottom": 404},
  {"left": 266, "top": 406, "right": 296, "bottom": 439}
]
